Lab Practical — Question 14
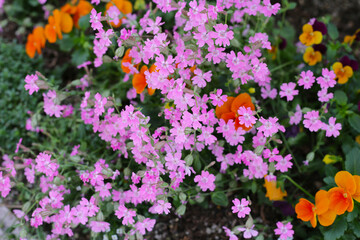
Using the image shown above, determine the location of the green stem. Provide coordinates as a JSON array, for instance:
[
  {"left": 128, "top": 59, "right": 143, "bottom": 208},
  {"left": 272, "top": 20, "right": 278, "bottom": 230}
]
[
  {"left": 279, "top": 131, "right": 302, "bottom": 173},
  {"left": 283, "top": 175, "right": 314, "bottom": 200},
  {"left": 270, "top": 61, "right": 294, "bottom": 73}
]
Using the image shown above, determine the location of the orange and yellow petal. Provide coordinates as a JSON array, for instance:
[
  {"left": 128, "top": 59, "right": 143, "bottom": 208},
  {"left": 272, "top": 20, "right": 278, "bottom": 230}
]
[
  {"left": 313, "top": 31, "right": 323, "bottom": 44},
  {"left": 215, "top": 96, "right": 234, "bottom": 119},
  {"left": 295, "top": 198, "right": 316, "bottom": 226},
  {"left": 264, "top": 178, "right": 287, "bottom": 201},
  {"left": 230, "top": 93, "right": 255, "bottom": 113},
  {"left": 318, "top": 208, "right": 337, "bottom": 227},
  {"left": 334, "top": 171, "right": 356, "bottom": 195},
  {"left": 133, "top": 65, "right": 148, "bottom": 94},
  {"left": 121, "top": 49, "right": 132, "bottom": 74},
  {"left": 60, "top": 12, "right": 73, "bottom": 33},
  {"left": 352, "top": 175, "right": 360, "bottom": 202},
  {"left": 328, "top": 187, "right": 353, "bottom": 215},
  {"left": 315, "top": 190, "right": 330, "bottom": 215}
]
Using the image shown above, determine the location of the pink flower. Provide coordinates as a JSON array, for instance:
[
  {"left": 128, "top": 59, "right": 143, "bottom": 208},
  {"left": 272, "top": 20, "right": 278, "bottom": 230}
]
[
  {"left": 238, "top": 106, "right": 257, "bottom": 128},
  {"left": 258, "top": 117, "right": 285, "bottom": 137},
  {"left": 24, "top": 74, "right": 39, "bottom": 95},
  {"left": 115, "top": 205, "right": 136, "bottom": 225},
  {"left": 206, "top": 45, "right": 226, "bottom": 64},
  {"left": 107, "top": 6, "right": 120, "bottom": 26},
  {"left": 209, "top": 23, "right": 234, "bottom": 47},
  {"left": 89, "top": 221, "right": 110, "bottom": 233},
  {"left": 35, "top": 152, "right": 59, "bottom": 178},
  {"left": 261, "top": 85, "right": 277, "bottom": 99},
  {"left": 43, "top": 90, "right": 65, "bottom": 118},
  {"left": 223, "top": 226, "right": 238, "bottom": 240},
  {"left": 323, "top": 117, "right": 341, "bottom": 137},
  {"left": 194, "top": 171, "right": 216, "bottom": 192},
  {"left": 0, "top": 171, "right": 11, "bottom": 198},
  {"left": 231, "top": 198, "right": 251, "bottom": 218},
  {"left": 275, "top": 154, "right": 293, "bottom": 172},
  {"left": 279, "top": 82, "right": 298, "bottom": 101},
  {"left": 298, "top": 70, "right": 315, "bottom": 89},
  {"left": 192, "top": 69, "right": 212, "bottom": 88},
  {"left": 289, "top": 104, "right": 302, "bottom": 125},
  {"left": 70, "top": 145, "right": 80, "bottom": 156},
  {"left": 249, "top": 32, "right": 271, "bottom": 49},
  {"left": 238, "top": 225, "right": 259, "bottom": 239},
  {"left": 303, "top": 110, "right": 322, "bottom": 132},
  {"left": 209, "top": 89, "right": 227, "bottom": 107},
  {"left": 145, "top": 16, "right": 164, "bottom": 34},
  {"left": 15, "top": 138, "right": 22, "bottom": 153},
  {"left": 317, "top": 68, "right": 336, "bottom": 89},
  {"left": 150, "top": 200, "right": 171, "bottom": 214},
  {"left": 274, "top": 221, "right": 294, "bottom": 240},
  {"left": 90, "top": 9, "right": 103, "bottom": 31},
  {"left": 317, "top": 88, "right": 333, "bottom": 103},
  {"left": 94, "top": 93, "right": 107, "bottom": 116}
]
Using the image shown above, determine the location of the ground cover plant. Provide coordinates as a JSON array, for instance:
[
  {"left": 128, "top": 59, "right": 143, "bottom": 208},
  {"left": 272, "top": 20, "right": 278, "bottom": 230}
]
[{"left": 1, "top": 0, "right": 360, "bottom": 239}]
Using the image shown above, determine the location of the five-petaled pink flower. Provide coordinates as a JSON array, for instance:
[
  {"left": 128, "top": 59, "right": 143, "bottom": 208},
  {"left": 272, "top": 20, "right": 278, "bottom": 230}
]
[
  {"left": 279, "top": 82, "right": 298, "bottom": 101},
  {"left": 231, "top": 198, "right": 251, "bottom": 218},
  {"left": 274, "top": 221, "right": 294, "bottom": 240},
  {"left": 194, "top": 170, "right": 216, "bottom": 192},
  {"left": 322, "top": 117, "right": 341, "bottom": 137},
  {"left": 24, "top": 74, "right": 40, "bottom": 95}
]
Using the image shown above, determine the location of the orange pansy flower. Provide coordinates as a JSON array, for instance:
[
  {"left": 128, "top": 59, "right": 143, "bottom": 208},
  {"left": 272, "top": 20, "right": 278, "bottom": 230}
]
[
  {"left": 133, "top": 65, "right": 148, "bottom": 94},
  {"left": 328, "top": 171, "right": 358, "bottom": 215},
  {"left": 215, "top": 93, "right": 255, "bottom": 130},
  {"left": 332, "top": 62, "right": 353, "bottom": 84},
  {"left": 45, "top": 9, "right": 63, "bottom": 43},
  {"left": 299, "top": 24, "right": 323, "bottom": 46},
  {"left": 295, "top": 190, "right": 336, "bottom": 228},
  {"left": 264, "top": 178, "right": 287, "bottom": 201},
  {"left": 105, "top": 0, "right": 133, "bottom": 28},
  {"left": 62, "top": 0, "right": 93, "bottom": 28},
  {"left": 26, "top": 26, "right": 46, "bottom": 58},
  {"left": 121, "top": 49, "right": 132, "bottom": 74},
  {"left": 303, "top": 47, "right": 322, "bottom": 66}
]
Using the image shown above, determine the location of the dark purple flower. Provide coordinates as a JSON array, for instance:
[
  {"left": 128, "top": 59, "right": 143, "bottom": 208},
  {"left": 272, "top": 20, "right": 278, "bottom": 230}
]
[
  {"left": 313, "top": 20, "right": 327, "bottom": 35},
  {"left": 273, "top": 201, "right": 295, "bottom": 216},
  {"left": 313, "top": 44, "right": 327, "bottom": 55},
  {"left": 285, "top": 125, "right": 299, "bottom": 138},
  {"left": 279, "top": 37, "right": 287, "bottom": 50},
  {"left": 340, "top": 56, "right": 359, "bottom": 71}
]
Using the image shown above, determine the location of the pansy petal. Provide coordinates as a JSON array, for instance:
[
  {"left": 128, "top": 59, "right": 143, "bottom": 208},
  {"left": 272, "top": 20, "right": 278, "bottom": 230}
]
[
  {"left": 215, "top": 97, "right": 234, "bottom": 119},
  {"left": 315, "top": 190, "right": 329, "bottom": 215},
  {"left": 230, "top": 93, "right": 254, "bottom": 113},
  {"left": 318, "top": 209, "right": 337, "bottom": 227},
  {"left": 328, "top": 187, "right": 351, "bottom": 215},
  {"left": 334, "top": 171, "right": 356, "bottom": 195},
  {"left": 295, "top": 198, "right": 315, "bottom": 222}
]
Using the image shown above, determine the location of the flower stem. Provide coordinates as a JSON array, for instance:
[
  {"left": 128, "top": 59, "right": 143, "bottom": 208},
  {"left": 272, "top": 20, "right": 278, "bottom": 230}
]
[{"left": 283, "top": 175, "right": 314, "bottom": 200}]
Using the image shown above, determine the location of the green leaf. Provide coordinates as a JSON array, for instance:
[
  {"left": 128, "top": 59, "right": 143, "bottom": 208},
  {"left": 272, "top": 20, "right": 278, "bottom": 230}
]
[
  {"left": 323, "top": 215, "right": 347, "bottom": 240},
  {"left": 334, "top": 90, "right": 348, "bottom": 105},
  {"left": 58, "top": 35, "right": 75, "bottom": 52},
  {"left": 78, "top": 14, "right": 90, "bottom": 30},
  {"left": 328, "top": 23, "right": 339, "bottom": 40},
  {"left": 347, "top": 206, "right": 358, "bottom": 222},
  {"left": 345, "top": 147, "right": 360, "bottom": 175},
  {"left": 211, "top": 191, "right": 228, "bottom": 207},
  {"left": 71, "top": 48, "right": 89, "bottom": 66},
  {"left": 287, "top": 2, "right": 297, "bottom": 10},
  {"left": 352, "top": 220, "right": 360, "bottom": 237},
  {"left": 323, "top": 176, "right": 335, "bottom": 186},
  {"left": 176, "top": 205, "right": 186, "bottom": 216},
  {"left": 349, "top": 114, "right": 360, "bottom": 133}
]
